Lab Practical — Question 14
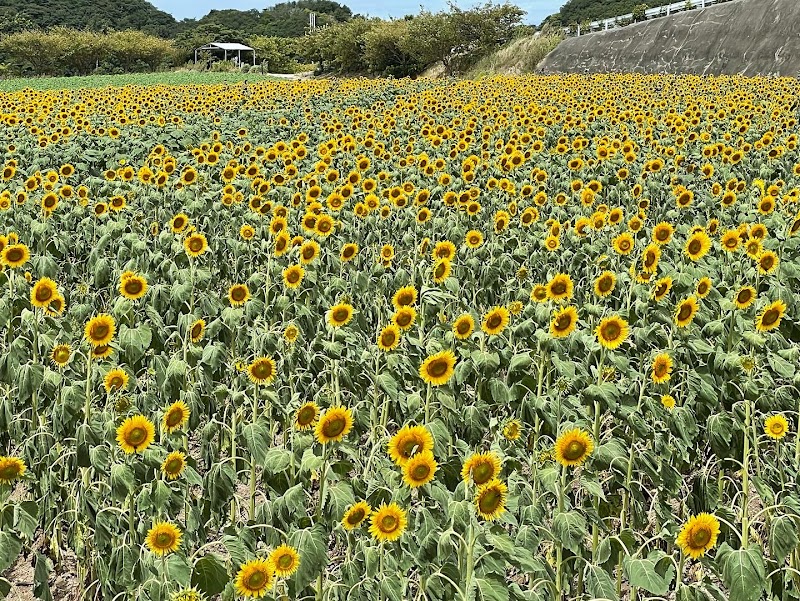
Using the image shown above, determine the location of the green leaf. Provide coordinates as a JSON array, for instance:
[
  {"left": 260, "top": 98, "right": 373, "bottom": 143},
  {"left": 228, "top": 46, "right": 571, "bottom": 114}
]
[
  {"left": 0, "top": 531, "right": 22, "bottom": 572},
  {"left": 552, "top": 511, "right": 586, "bottom": 554},
  {"left": 13, "top": 501, "right": 38, "bottom": 539},
  {"left": 476, "top": 576, "right": 509, "bottom": 601},
  {"left": 767, "top": 352, "right": 795, "bottom": 379},
  {"left": 241, "top": 421, "right": 270, "bottom": 465},
  {"left": 487, "top": 379, "right": 510, "bottom": 404},
  {"left": 623, "top": 556, "right": 673, "bottom": 595},
  {"left": 770, "top": 515, "right": 799, "bottom": 562},
  {"left": 191, "top": 553, "right": 229, "bottom": 597},
  {"left": 289, "top": 526, "right": 329, "bottom": 591},
  {"left": 717, "top": 543, "right": 766, "bottom": 601},
  {"left": 34, "top": 553, "right": 52, "bottom": 601},
  {"left": 110, "top": 463, "right": 135, "bottom": 502},
  {"left": 263, "top": 447, "right": 292, "bottom": 475},
  {"left": 584, "top": 563, "right": 617, "bottom": 601},
  {"left": 378, "top": 372, "right": 400, "bottom": 399}
]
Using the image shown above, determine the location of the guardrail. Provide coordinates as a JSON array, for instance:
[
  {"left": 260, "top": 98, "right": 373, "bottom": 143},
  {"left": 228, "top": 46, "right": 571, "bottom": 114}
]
[{"left": 564, "top": 0, "right": 735, "bottom": 36}]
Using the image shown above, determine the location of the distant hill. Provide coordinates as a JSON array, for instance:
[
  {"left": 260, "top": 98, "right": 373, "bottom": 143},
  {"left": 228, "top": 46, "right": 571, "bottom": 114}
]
[
  {"left": 548, "top": 0, "right": 675, "bottom": 25},
  {"left": 0, "top": 0, "right": 177, "bottom": 37}
]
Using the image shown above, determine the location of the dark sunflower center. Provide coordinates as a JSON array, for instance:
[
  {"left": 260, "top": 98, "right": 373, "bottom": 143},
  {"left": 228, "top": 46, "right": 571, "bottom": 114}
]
[
  {"left": 762, "top": 309, "right": 779, "bottom": 326},
  {"left": 347, "top": 509, "right": 365, "bottom": 524},
  {"left": 0, "top": 464, "right": 20, "bottom": 479},
  {"left": 44, "top": 196, "right": 57, "bottom": 208},
  {"left": 555, "top": 315, "right": 572, "bottom": 331},
  {"left": 427, "top": 359, "right": 448, "bottom": 377},
  {"left": 725, "top": 238, "right": 737, "bottom": 249},
  {"left": 7, "top": 248, "right": 23, "bottom": 262},
  {"left": 479, "top": 489, "right": 501, "bottom": 513},
  {"left": 396, "top": 313, "right": 411, "bottom": 326},
  {"left": 166, "top": 459, "right": 182, "bottom": 473},
  {"left": 602, "top": 322, "right": 621, "bottom": 340},
  {"left": 110, "top": 376, "right": 123, "bottom": 388},
  {"left": 469, "top": 235, "right": 479, "bottom": 244},
  {"left": 166, "top": 409, "right": 183, "bottom": 427},
  {"left": 319, "top": 221, "right": 331, "bottom": 232},
  {"left": 276, "top": 239, "right": 287, "bottom": 251},
  {"left": 156, "top": 532, "right": 174, "bottom": 547},
  {"left": 677, "top": 304, "right": 693, "bottom": 321},
  {"left": 323, "top": 417, "right": 346, "bottom": 437},
  {"left": 381, "top": 332, "right": 396, "bottom": 346},
  {"left": 599, "top": 278, "right": 612, "bottom": 292},
  {"left": 380, "top": 515, "right": 398, "bottom": 532},
  {"left": 333, "top": 308, "right": 349, "bottom": 322},
  {"left": 473, "top": 463, "right": 493, "bottom": 484},
  {"left": 457, "top": 320, "right": 471, "bottom": 334},
  {"left": 55, "top": 349, "right": 69, "bottom": 362},
  {"left": 189, "top": 238, "right": 203, "bottom": 252},
  {"left": 277, "top": 554, "right": 293, "bottom": 569},
  {"left": 487, "top": 315, "right": 502, "bottom": 329},
  {"left": 655, "top": 362, "right": 667, "bottom": 376},
  {"left": 298, "top": 407, "right": 316, "bottom": 425},
  {"left": 303, "top": 248, "right": 314, "bottom": 259},
  {"left": 246, "top": 571, "right": 266, "bottom": 589},
  {"left": 535, "top": 289, "right": 547, "bottom": 300},
  {"left": 92, "top": 324, "right": 109, "bottom": 339},
  {"left": 253, "top": 362, "right": 272, "bottom": 379},
  {"left": 761, "top": 257, "right": 774, "bottom": 269},
  {"left": 343, "top": 247, "right": 354, "bottom": 258},
  {"left": 690, "top": 527, "right": 711, "bottom": 547},
  {"left": 36, "top": 286, "right": 53, "bottom": 302},
  {"left": 412, "top": 464, "right": 430, "bottom": 480},
  {"left": 688, "top": 240, "right": 701, "bottom": 254},
  {"left": 771, "top": 422, "right": 784, "bottom": 434},
  {"left": 564, "top": 440, "right": 587, "bottom": 460},
  {"left": 173, "top": 218, "right": 185, "bottom": 229},
  {"left": 125, "top": 281, "right": 142, "bottom": 295},
  {"left": 128, "top": 427, "right": 146, "bottom": 445},
  {"left": 698, "top": 283, "right": 709, "bottom": 294},
  {"left": 434, "top": 263, "right": 447, "bottom": 278},
  {"left": 191, "top": 323, "right": 203, "bottom": 338},
  {"left": 232, "top": 287, "right": 246, "bottom": 301}
]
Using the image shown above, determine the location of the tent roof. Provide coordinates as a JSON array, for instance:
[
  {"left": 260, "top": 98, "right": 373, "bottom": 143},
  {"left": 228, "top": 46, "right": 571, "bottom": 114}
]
[{"left": 198, "top": 42, "right": 254, "bottom": 51}]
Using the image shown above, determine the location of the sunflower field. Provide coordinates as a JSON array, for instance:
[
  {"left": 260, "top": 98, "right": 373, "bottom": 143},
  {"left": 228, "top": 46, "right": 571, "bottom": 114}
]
[{"left": 1, "top": 73, "right": 799, "bottom": 601}]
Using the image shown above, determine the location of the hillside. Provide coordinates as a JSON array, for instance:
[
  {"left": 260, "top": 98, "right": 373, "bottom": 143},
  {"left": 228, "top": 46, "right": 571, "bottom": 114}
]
[
  {"left": 548, "top": 0, "right": 673, "bottom": 25},
  {"left": 538, "top": 0, "right": 800, "bottom": 76},
  {"left": 0, "top": 0, "right": 177, "bottom": 37}
]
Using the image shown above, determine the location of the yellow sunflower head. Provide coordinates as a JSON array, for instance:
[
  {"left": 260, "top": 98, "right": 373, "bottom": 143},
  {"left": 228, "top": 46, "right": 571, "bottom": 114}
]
[
  {"left": 342, "top": 501, "right": 371, "bottom": 530},
  {"left": 119, "top": 274, "right": 148, "bottom": 300},
  {"left": 163, "top": 400, "right": 190, "bottom": 434},
  {"left": 116, "top": 414, "right": 155, "bottom": 454},
  {"left": 595, "top": 315, "right": 629, "bottom": 350},
  {"left": 453, "top": 313, "right": 475, "bottom": 340},
  {"left": 248, "top": 356, "right": 277, "bottom": 385},
  {"left": 547, "top": 273, "right": 573, "bottom": 301},
  {"left": 550, "top": 305, "right": 578, "bottom": 339},
  {"left": 764, "top": 414, "right": 789, "bottom": 440},
  {"left": 314, "top": 406, "right": 353, "bottom": 444},
  {"left": 369, "top": 502, "right": 407, "bottom": 542},
  {"left": 756, "top": 299, "right": 786, "bottom": 332},
  {"left": 474, "top": 478, "right": 507, "bottom": 520},
  {"left": 377, "top": 324, "right": 401, "bottom": 352},
  {"left": 103, "top": 368, "right": 129, "bottom": 393},
  {"left": 392, "top": 285, "right": 417, "bottom": 309},
  {"left": 482, "top": 306, "right": 510, "bottom": 336},
  {"left": 0, "top": 456, "right": 26, "bottom": 484},
  {"left": 461, "top": 451, "right": 502, "bottom": 486},
  {"left": 676, "top": 513, "right": 720, "bottom": 559},
  {"left": 269, "top": 544, "right": 301, "bottom": 578},
  {"left": 234, "top": 559, "right": 275, "bottom": 597},
  {"left": 402, "top": 450, "right": 438, "bottom": 488},
  {"left": 554, "top": 428, "right": 594, "bottom": 467},
  {"left": 30, "top": 277, "right": 58, "bottom": 309},
  {"left": 419, "top": 349, "right": 457, "bottom": 387},
  {"left": 161, "top": 451, "right": 187, "bottom": 480},
  {"left": 84, "top": 314, "right": 116, "bottom": 347},
  {"left": 295, "top": 401, "right": 319, "bottom": 431},
  {"left": 651, "top": 353, "right": 673, "bottom": 384}
]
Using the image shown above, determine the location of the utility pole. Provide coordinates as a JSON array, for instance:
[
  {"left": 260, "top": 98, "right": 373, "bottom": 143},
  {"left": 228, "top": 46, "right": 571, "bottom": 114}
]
[{"left": 309, "top": 12, "right": 317, "bottom": 33}]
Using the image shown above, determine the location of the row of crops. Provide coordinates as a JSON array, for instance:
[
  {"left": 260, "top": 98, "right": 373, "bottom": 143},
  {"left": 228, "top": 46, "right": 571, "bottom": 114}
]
[{"left": 0, "top": 74, "right": 799, "bottom": 600}]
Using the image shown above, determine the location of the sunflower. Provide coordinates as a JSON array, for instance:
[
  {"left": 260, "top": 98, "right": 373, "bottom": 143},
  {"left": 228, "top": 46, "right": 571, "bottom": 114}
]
[
  {"left": 161, "top": 451, "right": 186, "bottom": 480},
  {"left": 547, "top": 273, "right": 573, "bottom": 302},
  {"left": 315, "top": 406, "right": 353, "bottom": 444},
  {"left": 554, "top": 428, "right": 594, "bottom": 467},
  {"left": 661, "top": 395, "right": 676, "bottom": 410},
  {"left": 465, "top": 230, "right": 484, "bottom": 248},
  {"left": 50, "top": 343, "right": 71, "bottom": 368},
  {"left": 269, "top": 545, "right": 300, "bottom": 578},
  {"left": 184, "top": 232, "right": 208, "bottom": 258},
  {"left": 685, "top": 231, "right": 712, "bottom": 262},
  {"left": 228, "top": 284, "right": 250, "bottom": 307},
  {"left": 377, "top": 324, "right": 401, "bottom": 352},
  {"left": 393, "top": 306, "right": 416, "bottom": 331},
  {"left": 0, "top": 456, "right": 26, "bottom": 484},
  {"left": 595, "top": 316, "right": 629, "bottom": 350},
  {"left": 103, "top": 368, "right": 129, "bottom": 393},
  {"left": 30, "top": 277, "right": 58, "bottom": 309},
  {"left": 720, "top": 230, "right": 740, "bottom": 252},
  {"left": 757, "top": 251, "right": 779, "bottom": 275},
  {"left": 340, "top": 243, "right": 359, "bottom": 261},
  {"left": 482, "top": 306, "right": 510, "bottom": 336},
  {"left": 474, "top": 478, "right": 507, "bottom": 520},
  {"left": 676, "top": 514, "right": 720, "bottom": 559},
  {"left": 402, "top": 450, "right": 438, "bottom": 488},
  {"left": 652, "top": 222, "right": 674, "bottom": 245},
  {"left": 282, "top": 264, "right": 305, "bottom": 289},
  {"left": 240, "top": 224, "right": 256, "bottom": 240},
  {"left": 0, "top": 244, "right": 31, "bottom": 268},
  {"left": 453, "top": 313, "right": 475, "bottom": 340},
  {"left": 764, "top": 414, "right": 789, "bottom": 440},
  {"left": 733, "top": 286, "right": 757, "bottom": 310},
  {"left": 342, "top": 501, "right": 371, "bottom": 530},
  {"left": 118, "top": 273, "right": 148, "bottom": 300},
  {"left": 392, "top": 285, "right": 417, "bottom": 309},
  {"left": 295, "top": 401, "right": 319, "bottom": 430},
  {"left": 388, "top": 424, "right": 434, "bottom": 466},
  {"left": 299, "top": 240, "right": 320, "bottom": 265},
  {"left": 369, "top": 503, "right": 407, "bottom": 542},
  {"left": 380, "top": 244, "right": 395, "bottom": 261},
  {"left": 433, "top": 240, "right": 456, "bottom": 261},
  {"left": 432, "top": 259, "right": 451, "bottom": 283},
  {"left": 248, "top": 356, "right": 277, "bottom": 385},
  {"left": 652, "top": 277, "right": 672, "bottom": 302},
  {"left": 461, "top": 451, "right": 501, "bottom": 486},
  {"left": 190, "top": 319, "right": 205, "bottom": 343},
  {"left": 234, "top": 559, "right": 275, "bottom": 598},
  {"left": 92, "top": 344, "right": 114, "bottom": 359},
  {"left": 651, "top": 353, "right": 673, "bottom": 383},
  {"left": 696, "top": 277, "right": 712, "bottom": 298},
  {"left": 419, "top": 349, "right": 457, "bottom": 386},
  {"left": 163, "top": 400, "right": 190, "bottom": 434},
  {"left": 283, "top": 324, "right": 299, "bottom": 344},
  {"left": 755, "top": 299, "right": 786, "bottom": 332},
  {"left": 674, "top": 296, "right": 700, "bottom": 328},
  {"left": 116, "top": 414, "right": 155, "bottom": 454},
  {"left": 328, "top": 303, "right": 354, "bottom": 328},
  {"left": 550, "top": 305, "right": 578, "bottom": 338},
  {"left": 84, "top": 314, "right": 115, "bottom": 347},
  {"left": 530, "top": 284, "right": 548, "bottom": 303},
  {"left": 502, "top": 419, "right": 522, "bottom": 441},
  {"left": 612, "top": 232, "right": 634, "bottom": 255},
  {"left": 593, "top": 271, "right": 616, "bottom": 298}
]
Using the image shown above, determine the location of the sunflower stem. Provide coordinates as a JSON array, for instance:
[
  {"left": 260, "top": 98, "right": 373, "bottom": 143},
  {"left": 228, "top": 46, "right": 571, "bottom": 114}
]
[
  {"left": 423, "top": 382, "right": 432, "bottom": 425},
  {"left": 316, "top": 444, "right": 329, "bottom": 522},
  {"left": 230, "top": 405, "right": 238, "bottom": 524},
  {"left": 555, "top": 466, "right": 566, "bottom": 601},
  {"left": 83, "top": 353, "right": 92, "bottom": 425},
  {"left": 741, "top": 398, "right": 751, "bottom": 548},
  {"left": 249, "top": 384, "right": 260, "bottom": 522},
  {"left": 462, "top": 518, "right": 476, "bottom": 601}
]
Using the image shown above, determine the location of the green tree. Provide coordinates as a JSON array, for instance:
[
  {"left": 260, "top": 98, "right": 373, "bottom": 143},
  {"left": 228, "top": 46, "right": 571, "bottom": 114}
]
[{"left": 362, "top": 19, "right": 422, "bottom": 77}]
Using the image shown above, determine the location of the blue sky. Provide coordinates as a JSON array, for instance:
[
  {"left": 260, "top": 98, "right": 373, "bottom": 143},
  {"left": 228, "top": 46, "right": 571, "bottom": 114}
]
[{"left": 150, "top": 0, "right": 564, "bottom": 24}]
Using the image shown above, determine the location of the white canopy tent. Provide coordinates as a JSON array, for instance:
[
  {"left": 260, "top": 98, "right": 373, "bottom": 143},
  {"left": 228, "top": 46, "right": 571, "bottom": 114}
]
[{"left": 194, "top": 42, "right": 256, "bottom": 66}]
